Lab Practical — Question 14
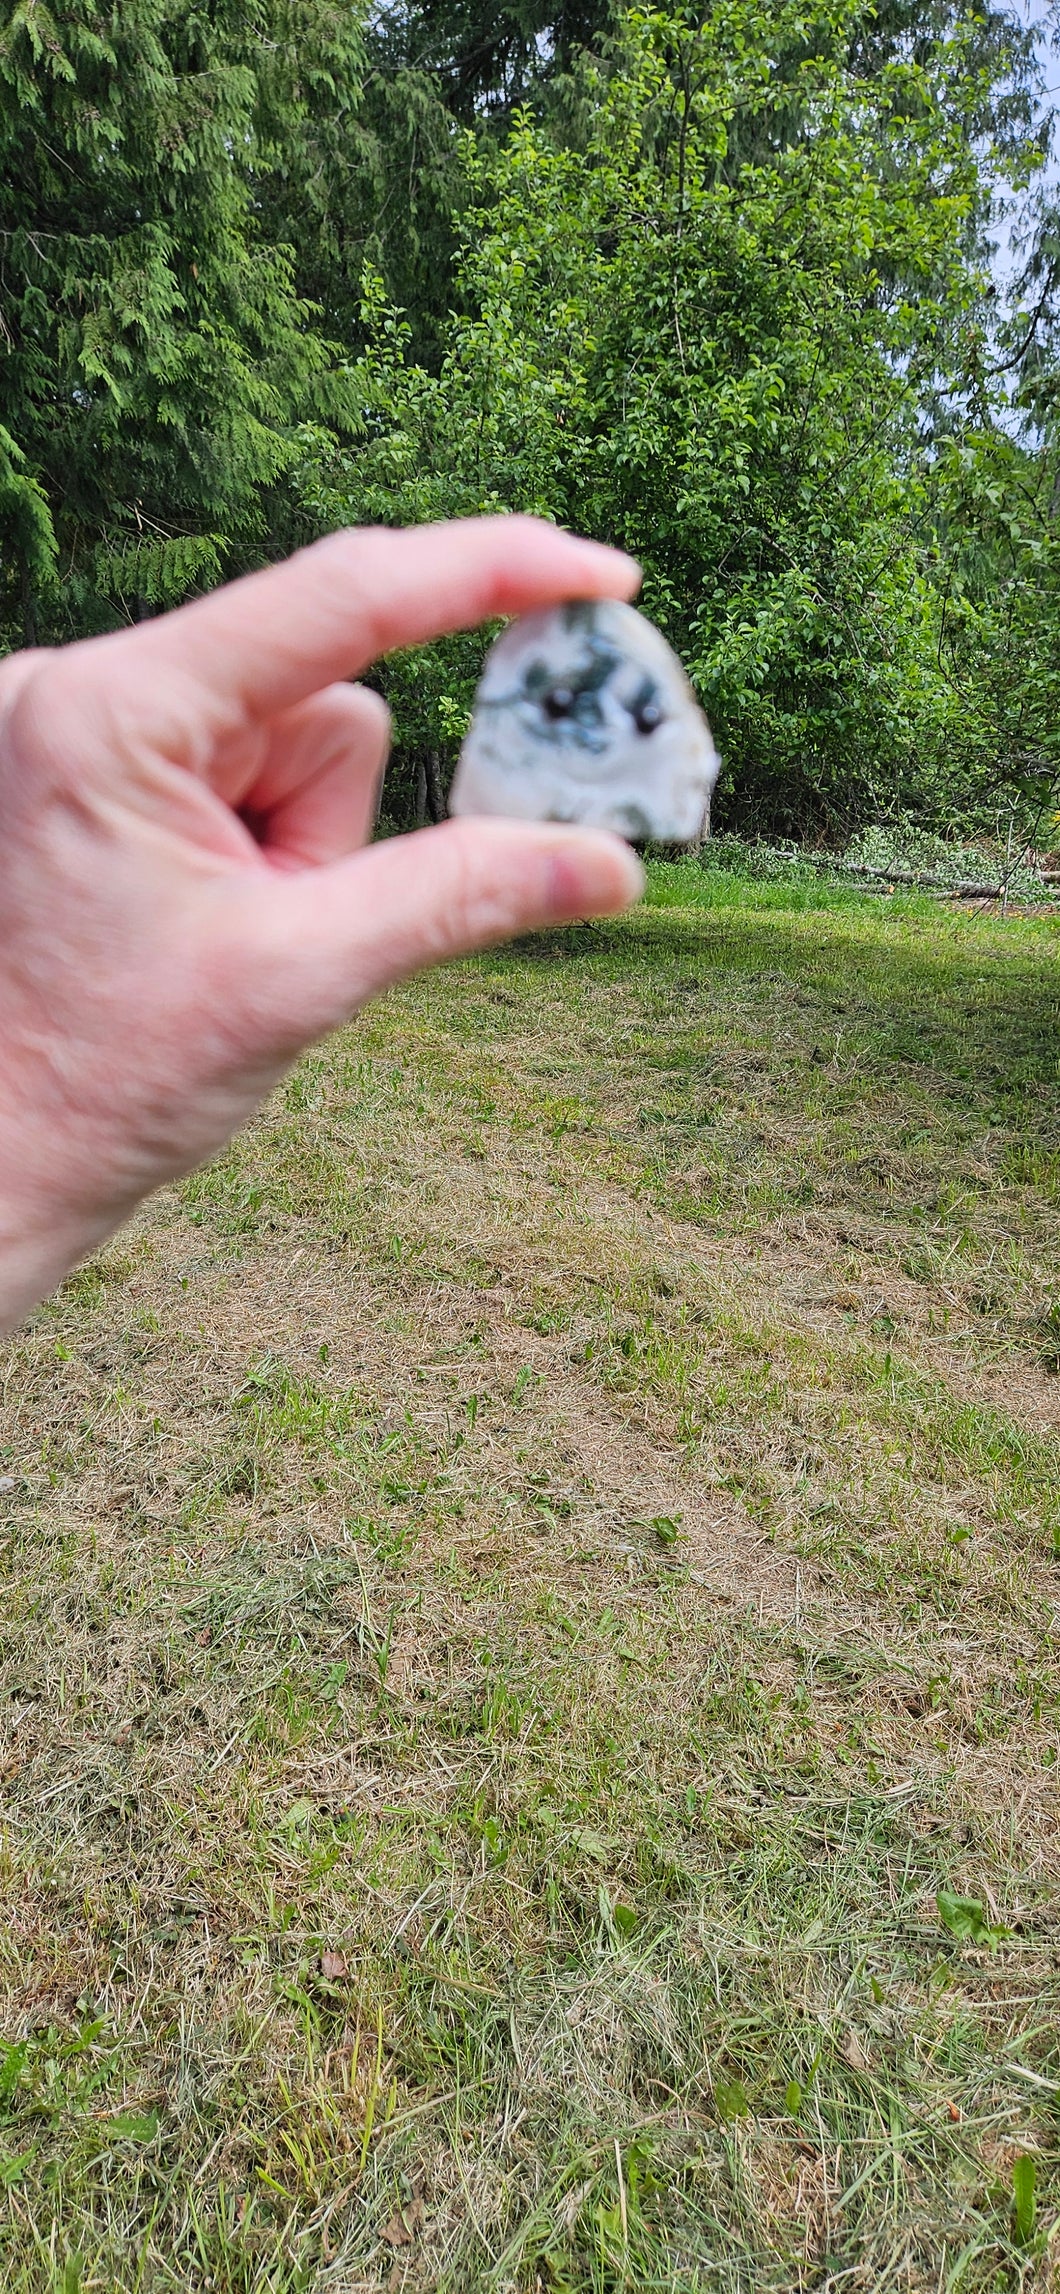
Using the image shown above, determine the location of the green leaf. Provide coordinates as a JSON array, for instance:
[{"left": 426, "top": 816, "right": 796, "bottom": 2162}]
[
  {"left": 573, "top": 1828, "right": 613, "bottom": 1864},
  {"left": 481, "top": 1815, "right": 507, "bottom": 1866},
  {"left": 1013, "top": 2153, "right": 1037, "bottom": 2246},
  {"left": 101, "top": 2111, "right": 159, "bottom": 2144},
  {"left": 0, "top": 2147, "right": 35, "bottom": 2185},
  {"left": 0, "top": 2042, "right": 27, "bottom": 2105},
  {"left": 936, "top": 1890, "right": 1011, "bottom": 1950},
  {"left": 714, "top": 2076, "right": 750, "bottom": 2121}
]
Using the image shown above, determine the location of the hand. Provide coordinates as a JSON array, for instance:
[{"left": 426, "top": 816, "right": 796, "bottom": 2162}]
[{"left": 0, "top": 517, "right": 643, "bottom": 1328}]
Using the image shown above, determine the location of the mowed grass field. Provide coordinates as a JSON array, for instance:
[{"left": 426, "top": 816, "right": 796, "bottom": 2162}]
[{"left": 0, "top": 859, "right": 1059, "bottom": 2292}]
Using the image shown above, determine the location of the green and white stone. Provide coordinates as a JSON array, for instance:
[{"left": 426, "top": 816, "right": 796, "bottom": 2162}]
[{"left": 450, "top": 599, "right": 720, "bottom": 843}]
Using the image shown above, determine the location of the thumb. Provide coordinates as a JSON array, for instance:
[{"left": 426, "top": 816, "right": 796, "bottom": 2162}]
[{"left": 237, "top": 819, "right": 644, "bottom": 1045}]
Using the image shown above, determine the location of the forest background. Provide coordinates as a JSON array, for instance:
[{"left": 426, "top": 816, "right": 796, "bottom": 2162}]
[{"left": 3, "top": 0, "right": 1060, "bottom": 843}]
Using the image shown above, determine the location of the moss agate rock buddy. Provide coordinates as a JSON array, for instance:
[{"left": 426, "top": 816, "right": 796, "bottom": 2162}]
[{"left": 449, "top": 598, "right": 720, "bottom": 843}]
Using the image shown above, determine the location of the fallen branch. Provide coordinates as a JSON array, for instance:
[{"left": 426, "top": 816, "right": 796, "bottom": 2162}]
[{"left": 805, "top": 856, "right": 1057, "bottom": 900}]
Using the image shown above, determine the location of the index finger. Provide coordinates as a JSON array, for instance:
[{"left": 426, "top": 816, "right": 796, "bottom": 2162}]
[{"left": 79, "top": 517, "right": 641, "bottom": 741}]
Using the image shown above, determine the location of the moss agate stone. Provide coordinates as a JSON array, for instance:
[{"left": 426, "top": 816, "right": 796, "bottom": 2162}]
[{"left": 450, "top": 598, "right": 720, "bottom": 843}]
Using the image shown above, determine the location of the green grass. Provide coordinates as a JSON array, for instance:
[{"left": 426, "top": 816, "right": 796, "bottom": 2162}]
[
  {"left": 0, "top": 859, "right": 1058, "bottom": 2287},
  {"left": 643, "top": 852, "right": 940, "bottom": 915}
]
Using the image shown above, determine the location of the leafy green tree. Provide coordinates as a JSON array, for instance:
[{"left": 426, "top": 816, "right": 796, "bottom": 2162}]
[
  {"left": 299, "top": 0, "right": 1038, "bottom": 833},
  {"left": 0, "top": 0, "right": 364, "bottom": 645},
  {"left": 928, "top": 430, "right": 1060, "bottom": 834},
  {"left": 913, "top": 41, "right": 1060, "bottom": 839}
]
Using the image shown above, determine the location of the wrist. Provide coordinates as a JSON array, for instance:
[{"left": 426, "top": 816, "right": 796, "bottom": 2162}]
[
  {"left": 0, "top": 1114, "right": 119, "bottom": 1329},
  {"left": 0, "top": 1194, "right": 109, "bottom": 1329}
]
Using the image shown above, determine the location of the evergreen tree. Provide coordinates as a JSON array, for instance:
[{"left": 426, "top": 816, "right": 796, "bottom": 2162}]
[
  {"left": 0, "top": 0, "right": 365, "bottom": 645},
  {"left": 372, "top": 0, "right": 612, "bottom": 120},
  {"left": 297, "top": 0, "right": 615, "bottom": 369}
]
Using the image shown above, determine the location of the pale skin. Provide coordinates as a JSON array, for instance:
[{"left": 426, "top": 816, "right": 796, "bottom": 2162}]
[{"left": 0, "top": 517, "right": 644, "bottom": 1331}]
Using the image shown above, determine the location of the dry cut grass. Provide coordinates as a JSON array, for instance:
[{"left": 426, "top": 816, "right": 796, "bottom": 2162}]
[{"left": 0, "top": 867, "right": 1058, "bottom": 2289}]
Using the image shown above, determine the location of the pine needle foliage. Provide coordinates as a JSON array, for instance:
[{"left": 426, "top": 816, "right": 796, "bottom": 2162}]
[{"left": 0, "top": 0, "right": 366, "bottom": 644}]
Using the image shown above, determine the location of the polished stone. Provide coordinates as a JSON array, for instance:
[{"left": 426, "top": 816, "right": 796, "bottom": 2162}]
[{"left": 449, "top": 598, "right": 720, "bottom": 843}]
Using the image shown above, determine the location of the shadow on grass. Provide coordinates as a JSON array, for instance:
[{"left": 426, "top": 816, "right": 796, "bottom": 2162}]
[{"left": 504, "top": 902, "right": 1060, "bottom": 1122}]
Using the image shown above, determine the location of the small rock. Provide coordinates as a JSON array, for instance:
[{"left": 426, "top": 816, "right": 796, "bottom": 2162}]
[{"left": 450, "top": 599, "right": 720, "bottom": 843}]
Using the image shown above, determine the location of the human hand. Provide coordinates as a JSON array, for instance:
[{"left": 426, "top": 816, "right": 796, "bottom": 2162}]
[{"left": 0, "top": 517, "right": 643, "bottom": 1327}]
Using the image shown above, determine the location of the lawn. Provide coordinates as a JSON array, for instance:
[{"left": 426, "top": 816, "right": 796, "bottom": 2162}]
[{"left": 0, "top": 857, "right": 1058, "bottom": 2291}]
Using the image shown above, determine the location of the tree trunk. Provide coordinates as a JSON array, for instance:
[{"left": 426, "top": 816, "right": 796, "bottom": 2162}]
[
  {"left": 424, "top": 750, "right": 446, "bottom": 823},
  {"left": 20, "top": 564, "right": 37, "bottom": 651},
  {"left": 414, "top": 759, "right": 428, "bottom": 829}
]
